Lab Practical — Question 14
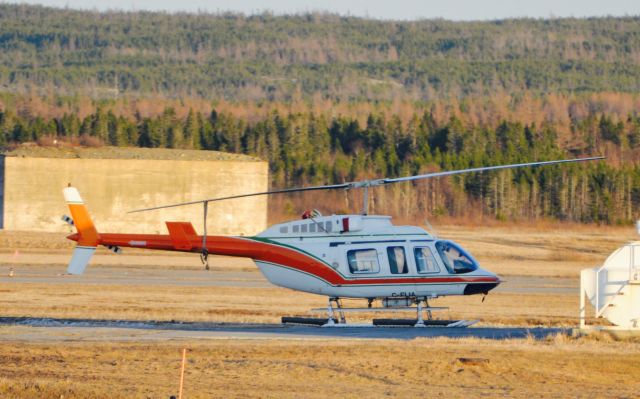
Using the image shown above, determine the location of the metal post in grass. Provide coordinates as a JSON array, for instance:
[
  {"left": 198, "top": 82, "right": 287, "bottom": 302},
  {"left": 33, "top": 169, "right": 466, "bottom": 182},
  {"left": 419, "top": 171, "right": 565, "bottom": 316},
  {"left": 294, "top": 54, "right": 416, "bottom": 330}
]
[{"left": 178, "top": 348, "right": 187, "bottom": 399}]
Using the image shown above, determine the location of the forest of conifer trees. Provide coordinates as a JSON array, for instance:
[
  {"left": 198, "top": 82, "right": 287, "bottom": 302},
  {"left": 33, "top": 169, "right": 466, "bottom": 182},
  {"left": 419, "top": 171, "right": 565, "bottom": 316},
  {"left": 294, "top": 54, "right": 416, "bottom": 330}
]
[{"left": 2, "top": 102, "right": 639, "bottom": 223}]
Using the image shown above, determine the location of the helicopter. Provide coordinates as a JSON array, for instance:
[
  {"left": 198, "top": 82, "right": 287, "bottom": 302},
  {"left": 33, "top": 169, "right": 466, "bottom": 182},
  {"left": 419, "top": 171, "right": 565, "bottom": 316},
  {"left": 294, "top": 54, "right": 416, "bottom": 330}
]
[{"left": 63, "top": 156, "right": 603, "bottom": 327}]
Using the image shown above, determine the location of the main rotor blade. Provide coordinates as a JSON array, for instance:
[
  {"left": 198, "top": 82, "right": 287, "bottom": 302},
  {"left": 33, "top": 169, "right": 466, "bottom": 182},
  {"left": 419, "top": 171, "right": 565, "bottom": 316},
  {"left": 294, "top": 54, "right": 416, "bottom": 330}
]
[
  {"left": 128, "top": 182, "right": 351, "bottom": 213},
  {"left": 128, "top": 156, "right": 604, "bottom": 213},
  {"left": 383, "top": 156, "right": 605, "bottom": 184}
]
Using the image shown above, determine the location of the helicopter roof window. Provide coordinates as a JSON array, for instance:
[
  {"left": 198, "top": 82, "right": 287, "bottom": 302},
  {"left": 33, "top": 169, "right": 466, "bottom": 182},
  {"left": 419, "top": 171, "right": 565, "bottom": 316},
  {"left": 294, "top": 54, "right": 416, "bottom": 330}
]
[
  {"left": 414, "top": 247, "right": 440, "bottom": 274},
  {"left": 435, "top": 241, "right": 478, "bottom": 274},
  {"left": 347, "top": 249, "right": 380, "bottom": 274},
  {"left": 387, "top": 247, "right": 408, "bottom": 274}
]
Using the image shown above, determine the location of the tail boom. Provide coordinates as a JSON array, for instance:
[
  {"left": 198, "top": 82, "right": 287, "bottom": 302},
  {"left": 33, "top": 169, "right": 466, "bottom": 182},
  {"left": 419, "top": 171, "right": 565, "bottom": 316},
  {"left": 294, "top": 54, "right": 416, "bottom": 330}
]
[{"left": 62, "top": 187, "right": 277, "bottom": 273}]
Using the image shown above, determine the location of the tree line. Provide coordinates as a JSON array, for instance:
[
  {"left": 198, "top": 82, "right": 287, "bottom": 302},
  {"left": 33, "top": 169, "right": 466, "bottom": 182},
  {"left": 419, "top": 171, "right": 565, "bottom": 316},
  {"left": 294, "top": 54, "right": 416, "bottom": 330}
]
[{"left": 2, "top": 106, "right": 639, "bottom": 224}]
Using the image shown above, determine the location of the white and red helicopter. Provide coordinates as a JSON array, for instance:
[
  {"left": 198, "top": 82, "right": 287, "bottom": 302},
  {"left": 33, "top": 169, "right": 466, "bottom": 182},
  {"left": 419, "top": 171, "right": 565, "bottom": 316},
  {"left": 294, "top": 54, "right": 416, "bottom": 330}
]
[{"left": 63, "top": 157, "right": 603, "bottom": 327}]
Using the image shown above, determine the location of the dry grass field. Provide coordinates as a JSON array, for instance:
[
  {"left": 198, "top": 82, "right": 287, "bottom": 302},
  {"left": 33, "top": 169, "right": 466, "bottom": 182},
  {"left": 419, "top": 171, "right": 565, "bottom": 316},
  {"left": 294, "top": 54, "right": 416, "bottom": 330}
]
[
  {"left": 1, "top": 336, "right": 640, "bottom": 398},
  {"left": 1, "top": 224, "right": 640, "bottom": 398}
]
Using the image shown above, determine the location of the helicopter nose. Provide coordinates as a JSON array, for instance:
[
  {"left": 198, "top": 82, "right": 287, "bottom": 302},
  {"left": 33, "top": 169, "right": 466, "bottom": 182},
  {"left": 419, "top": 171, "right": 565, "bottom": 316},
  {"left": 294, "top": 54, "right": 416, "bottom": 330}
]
[{"left": 463, "top": 273, "right": 501, "bottom": 295}]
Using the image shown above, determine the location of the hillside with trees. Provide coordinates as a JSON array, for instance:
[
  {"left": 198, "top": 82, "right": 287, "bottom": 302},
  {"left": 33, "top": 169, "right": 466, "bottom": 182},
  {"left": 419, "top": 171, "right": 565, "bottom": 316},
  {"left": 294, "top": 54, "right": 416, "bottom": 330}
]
[
  {"left": 1, "top": 4, "right": 640, "bottom": 101},
  {"left": 1, "top": 4, "right": 640, "bottom": 223}
]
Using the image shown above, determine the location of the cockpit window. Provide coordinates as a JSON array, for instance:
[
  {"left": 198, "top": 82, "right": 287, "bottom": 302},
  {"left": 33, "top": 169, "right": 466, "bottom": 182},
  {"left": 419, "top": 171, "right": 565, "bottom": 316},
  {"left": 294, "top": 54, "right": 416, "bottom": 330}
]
[{"left": 435, "top": 241, "right": 479, "bottom": 274}]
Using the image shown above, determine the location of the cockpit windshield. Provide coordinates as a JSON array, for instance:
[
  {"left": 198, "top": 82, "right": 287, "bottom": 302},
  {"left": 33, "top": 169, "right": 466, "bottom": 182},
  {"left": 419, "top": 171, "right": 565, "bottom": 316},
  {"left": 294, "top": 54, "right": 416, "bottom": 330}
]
[{"left": 435, "top": 241, "right": 479, "bottom": 274}]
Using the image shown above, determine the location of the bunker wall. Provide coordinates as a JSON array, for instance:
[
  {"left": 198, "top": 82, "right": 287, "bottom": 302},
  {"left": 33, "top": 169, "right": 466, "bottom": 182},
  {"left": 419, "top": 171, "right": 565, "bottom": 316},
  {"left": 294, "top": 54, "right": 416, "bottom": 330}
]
[{"left": 3, "top": 156, "right": 268, "bottom": 236}]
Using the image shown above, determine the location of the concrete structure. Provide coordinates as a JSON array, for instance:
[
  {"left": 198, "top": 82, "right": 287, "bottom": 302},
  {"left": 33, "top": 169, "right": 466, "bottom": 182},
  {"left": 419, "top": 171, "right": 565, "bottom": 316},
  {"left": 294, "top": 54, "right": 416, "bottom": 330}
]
[{"left": 1, "top": 146, "right": 268, "bottom": 236}]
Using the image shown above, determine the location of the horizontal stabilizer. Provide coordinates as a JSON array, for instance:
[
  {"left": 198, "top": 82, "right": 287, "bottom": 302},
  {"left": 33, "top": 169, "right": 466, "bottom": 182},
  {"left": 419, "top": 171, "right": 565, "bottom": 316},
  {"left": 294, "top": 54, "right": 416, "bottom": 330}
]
[
  {"left": 67, "top": 246, "right": 96, "bottom": 275},
  {"left": 166, "top": 221, "right": 198, "bottom": 250}
]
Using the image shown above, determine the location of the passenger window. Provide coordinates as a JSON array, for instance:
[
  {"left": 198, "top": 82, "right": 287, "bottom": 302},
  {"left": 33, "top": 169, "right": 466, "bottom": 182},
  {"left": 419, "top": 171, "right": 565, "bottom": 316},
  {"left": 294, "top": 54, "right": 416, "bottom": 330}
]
[
  {"left": 293, "top": 225, "right": 299, "bottom": 233},
  {"left": 347, "top": 249, "right": 380, "bottom": 274},
  {"left": 414, "top": 247, "right": 439, "bottom": 273},
  {"left": 309, "top": 223, "right": 316, "bottom": 233},
  {"left": 387, "top": 246, "right": 408, "bottom": 274},
  {"left": 301, "top": 224, "right": 308, "bottom": 233},
  {"left": 325, "top": 221, "right": 332, "bottom": 232},
  {"left": 279, "top": 226, "right": 288, "bottom": 233}
]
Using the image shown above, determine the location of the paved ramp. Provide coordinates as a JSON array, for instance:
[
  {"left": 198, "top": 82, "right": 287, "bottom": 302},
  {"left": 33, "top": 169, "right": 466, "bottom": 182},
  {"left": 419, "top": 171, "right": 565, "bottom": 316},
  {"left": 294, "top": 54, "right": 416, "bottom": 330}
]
[{"left": 0, "top": 317, "right": 567, "bottom": 342}]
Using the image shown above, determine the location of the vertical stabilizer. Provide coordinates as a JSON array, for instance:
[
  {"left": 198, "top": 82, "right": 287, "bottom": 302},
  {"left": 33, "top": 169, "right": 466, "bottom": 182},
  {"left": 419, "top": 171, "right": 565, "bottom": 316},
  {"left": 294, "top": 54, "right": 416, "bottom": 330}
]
[
  {"left": 63, "top": 187, "right": 99, "bottom": 247},
  {"left": 63, "top": 187, "right": 99, "bottom": 274}
]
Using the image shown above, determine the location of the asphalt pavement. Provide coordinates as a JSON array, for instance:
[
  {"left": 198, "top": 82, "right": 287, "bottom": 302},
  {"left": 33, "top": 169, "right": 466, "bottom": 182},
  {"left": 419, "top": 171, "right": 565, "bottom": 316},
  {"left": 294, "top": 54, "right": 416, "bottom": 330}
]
[{"left": 0, "top": 316, "right": 567, "bottom": 341}]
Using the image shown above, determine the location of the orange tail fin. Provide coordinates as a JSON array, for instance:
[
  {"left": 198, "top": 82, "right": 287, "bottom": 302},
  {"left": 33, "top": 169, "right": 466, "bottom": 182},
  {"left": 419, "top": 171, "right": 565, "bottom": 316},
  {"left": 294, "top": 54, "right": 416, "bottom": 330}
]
[{"left": 63, "top": 187, "right": 99, "bottom": 274}]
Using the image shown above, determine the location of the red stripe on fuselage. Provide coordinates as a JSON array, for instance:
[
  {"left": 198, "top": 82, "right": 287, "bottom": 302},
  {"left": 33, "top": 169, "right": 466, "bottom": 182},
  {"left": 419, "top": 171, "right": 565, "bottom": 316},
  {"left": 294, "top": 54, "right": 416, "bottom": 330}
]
[{"left": 69, "top": 233, "right": 499, "bottom": 286}]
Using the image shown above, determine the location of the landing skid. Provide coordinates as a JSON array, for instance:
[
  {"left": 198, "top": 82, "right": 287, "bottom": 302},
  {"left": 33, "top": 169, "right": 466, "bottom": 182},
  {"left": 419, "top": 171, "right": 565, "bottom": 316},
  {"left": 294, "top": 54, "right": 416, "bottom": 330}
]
[
  {"left": 372, "top": 319, "right": 478, "bottom": 328},
  {"left": 281, "top": 297, "right": 479, "bottom": 328}
]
